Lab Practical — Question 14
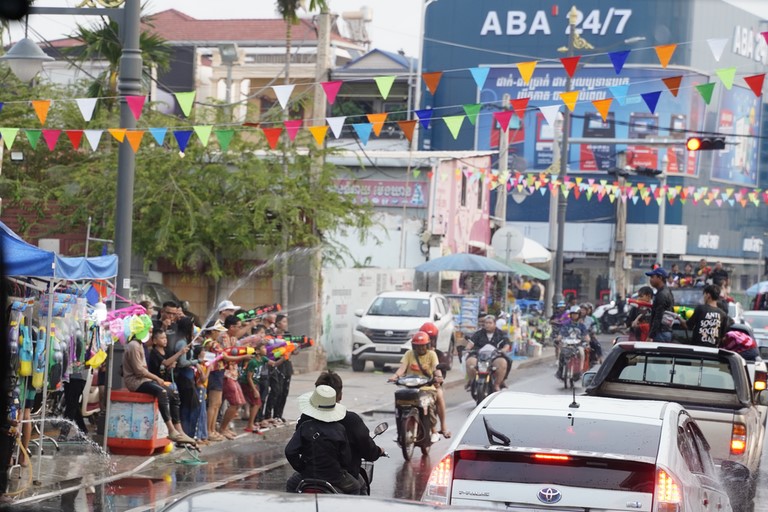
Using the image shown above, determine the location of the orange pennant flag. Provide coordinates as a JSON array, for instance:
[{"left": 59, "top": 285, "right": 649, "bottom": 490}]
[
  {"left": 308, "top": 125, "right": 328, "bottom": 146},
  {"left": 422, "top": 72, "right": 443, "bottom": 95},
  {"left": 397, "top": 120, "right": 417, "bottom": 143},
  {"left": 125, "top": 130, "right": 145, "bottom": 153},
  {"left": 654, "top": 44, "right": 677, "bottom": 68},
  {"left": 32, "top": 100, "right": 51, "bottom": 125},
  {"left": 592, "top": 98, "right": 613, "bottom": 122},
  {"left": 662, "top": 75, "right": 683, "bottom": 97},
  {"left": 516, "top": 61, "right": 537, "bottom": 85},
  {"left": 559, "top": 91, "right": 579, "bottom": 112},
  {"left": 108, "top": 128, "right": 126, "bottom": 142},
  {"left": 367, "top": 113, "right": 388, "bottom": 137}
]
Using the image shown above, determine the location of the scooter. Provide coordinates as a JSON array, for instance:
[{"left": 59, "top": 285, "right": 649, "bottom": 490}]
[
  {"left": 469, "top": 345, "right": 504, "bottom": 405},
  {"left": 295, "top": 422, "right": 389, "bottom": 494},
  {"left": 393, "top": 375, "right": 437, "bottom": 461},
  {"left": 558, "top": 337, "right": 584, "bottom": 389},
  {"left": 594, "top": 301, "right": 628, "bottom": 334}
]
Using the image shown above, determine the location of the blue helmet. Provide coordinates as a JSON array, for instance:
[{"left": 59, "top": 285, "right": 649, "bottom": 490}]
[{"left": 556, "top": 301, "right": 566, "bottom": 308}]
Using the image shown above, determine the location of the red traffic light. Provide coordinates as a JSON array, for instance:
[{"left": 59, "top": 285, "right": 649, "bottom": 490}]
[{"left": 686, "top": 137, "right": 725, "bottom": 151}]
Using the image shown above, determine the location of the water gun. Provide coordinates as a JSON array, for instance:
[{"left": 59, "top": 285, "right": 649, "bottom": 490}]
[
  {"left": 236, "top": 303, "right": 282, "bottom": 322},
  {"left": 32, "top": 327, "right": 46, "bottom": 390},
  {"left": 204, "top": 346, "right": 256, "bottom": 368},
  {"left": 18, "top": 317, "right": 32, "bottom": 377},
  {"left": 628, "top": 298, "right": 652, "bottom": 308},
  {"left": 674, "top": 306, "right": 695, "bottom": 320},
  {"left": 265, "top": 337, "right": 314, "bottom": 361},
  {"left": 264, "top": 335, "right": 313, "bottom": 346}
]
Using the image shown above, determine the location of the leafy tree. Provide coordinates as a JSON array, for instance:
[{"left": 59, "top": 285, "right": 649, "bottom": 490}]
[{"left": 275, "top": 0, "right": 328, "bottom": 82}]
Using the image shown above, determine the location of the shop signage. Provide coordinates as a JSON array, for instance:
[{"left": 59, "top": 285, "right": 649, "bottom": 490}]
[
  {"left": 480, "top": 8, "right": 633, "bottom": 37},
  {"left": 333, "top": 179, "right": 428, "bottom": 208}
]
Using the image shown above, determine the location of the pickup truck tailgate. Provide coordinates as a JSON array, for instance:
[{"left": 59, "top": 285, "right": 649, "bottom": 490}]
[{"left": 685, "top": 406, "right": 736, "bottom": 463}]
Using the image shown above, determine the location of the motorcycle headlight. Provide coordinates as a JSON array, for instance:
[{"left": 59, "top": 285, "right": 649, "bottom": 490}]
[{"left": 477, "top": 361, "right": 490, "bottom": 372}]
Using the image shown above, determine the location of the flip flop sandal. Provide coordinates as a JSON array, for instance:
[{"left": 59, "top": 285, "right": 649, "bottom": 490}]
[{"left": 439, "top": 430, "right": 452, "bottom": 439}]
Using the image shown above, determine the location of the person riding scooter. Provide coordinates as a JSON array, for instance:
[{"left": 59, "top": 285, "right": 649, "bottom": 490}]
[
  {"left": 464, "top": 315, "right": 511, "bottom": 392},
  {"left": 556, "top": 307, "right": 589, "bottom": 380},
  {"left": 419, "top": 322, "right": 451, "bottom": 439}
]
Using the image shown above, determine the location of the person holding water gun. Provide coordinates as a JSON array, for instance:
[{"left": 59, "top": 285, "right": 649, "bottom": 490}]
[
  {"left": 626, "top": 286, "right": 654, "bottom": 341},
  {"left": 264, "top": 314, "right": 292, "bottom": 425},
  {"left": 216, "top": 315, "right": 255, "bottom": 440}
]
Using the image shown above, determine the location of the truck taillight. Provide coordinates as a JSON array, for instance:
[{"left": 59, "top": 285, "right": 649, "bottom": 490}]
[
  {"left": 731, "top": 423, "right": 747, "bottom": 455},
  {"left": 754, "top": 369, "right": 766, "bottom": 391},
  {"left": 423, "top": 454, "right": 453, "bottom": 505},
  {"left": 655, "top": 467, "right": 681, "bottom": 511}
]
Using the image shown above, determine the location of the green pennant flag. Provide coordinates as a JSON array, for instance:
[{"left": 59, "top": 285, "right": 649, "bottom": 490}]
[
  {"left": 174, "top": 91, "right": 196, "bottom": 117},
  {"left": 25, "top": 129, "right": 41, "bottom": 149},
  {"left": 443, "top": 115, "right": 465, "bottom": 139},
  {"left": 193, "top": 125, "right": 213, "bottom": 147},
  {"left": 214, "top": 129, "right": 235, "bottom": 152},
  {"left": 374, "top": 76, "right": 396, "bottom": 100},
  {"left": 413, "top": 169, "right": 421, "bottom": 178},
  {"left": 462, "top": 104, "right": 482, "bottom": 126},
  {"left": 715, "top": 67, "right": 737, "bottom": 89},
  {"left": 0, "top": 128, "right": 19, "bottom": 150},
  {"left": 695, "top": 83, "right": 715, "bottom": 105}
]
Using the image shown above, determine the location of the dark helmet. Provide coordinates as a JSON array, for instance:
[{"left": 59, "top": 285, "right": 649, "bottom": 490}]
[
  {"left": 411, "top": 332, "right": 430, "bottom": 346},
  {"left": 419, "top": 322, "right": 439, "bottom": 339}
]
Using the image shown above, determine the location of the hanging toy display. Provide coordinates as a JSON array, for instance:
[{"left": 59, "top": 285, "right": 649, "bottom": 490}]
[{"left": 32, "top": 327, "right": 45, "bottom": 390}]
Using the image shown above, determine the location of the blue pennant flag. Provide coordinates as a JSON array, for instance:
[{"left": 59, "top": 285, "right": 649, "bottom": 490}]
[
  {"left": 469, "top": 67, "right": 490, "bottom": 89},
  {"left": 149, "top": 127, "right": 167, "bottom": 145},
  {"left": 352, "top": 123, "right": 373, "bottom": 146},
  {"left": 415, "top": 109, "right": 433, "bottom": 130},
  {"left": 608, "top": 50, "right": 630, "bottom": 75},
  {"left": 608, "top": 85, "right": 630, "bottom": 106},
  {"left": 173, "top": 130, "right": 193, "bottom": 152},
  {"left": 641, "top": 91, "right": 662, "bottom": 114}
]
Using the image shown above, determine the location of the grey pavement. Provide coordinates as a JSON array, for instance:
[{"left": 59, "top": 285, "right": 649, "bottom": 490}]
[{"left": 4, "top": 346, "right": 556, "bottom": 508}]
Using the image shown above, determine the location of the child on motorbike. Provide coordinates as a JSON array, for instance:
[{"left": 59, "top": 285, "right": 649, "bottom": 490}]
[{"left": 387, "top": 332, "right": 443, "bottom": 443}]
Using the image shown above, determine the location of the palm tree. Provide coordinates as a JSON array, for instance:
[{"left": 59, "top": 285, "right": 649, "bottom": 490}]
[{"left": 275, "top": 0, "right": 328, "bottom": 84}]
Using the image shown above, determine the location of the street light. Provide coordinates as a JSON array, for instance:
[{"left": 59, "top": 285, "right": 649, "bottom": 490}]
[
  {"left": 219, "top": 43, "right": 240, "bottom": 119},
  {"left": 0, "top": 37, "right": 53, "bottom": 82}
]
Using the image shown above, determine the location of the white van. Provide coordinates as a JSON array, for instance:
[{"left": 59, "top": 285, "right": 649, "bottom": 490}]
[{"left": 351, "top": 291, "right": 455, "bottom": 372}]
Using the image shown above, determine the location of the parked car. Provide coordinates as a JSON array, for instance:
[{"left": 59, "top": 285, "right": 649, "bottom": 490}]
[
  {"left": 351, "top": 291, "right": 455, "bottom": 372},
  {"left": 129, "top": 274, "right": 198, "bottom": 323},
  {"left": 423, "top": 391, "right": 737, "bottom": 511},
  {"left": 744, "top": 310, "right": 768, "bottom": 358}
]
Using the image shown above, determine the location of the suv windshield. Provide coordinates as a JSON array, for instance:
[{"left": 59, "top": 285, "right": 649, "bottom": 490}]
[{"left": 367, "top": 297, "right": 431, "bottom": 317}]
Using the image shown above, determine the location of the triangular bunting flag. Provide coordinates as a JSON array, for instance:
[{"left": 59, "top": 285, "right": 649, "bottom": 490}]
[
  {"left": 654, "top": 44, "right": 676, "bottom": 67},
  {"left": 125, "top": 95, "right": 146, "bottom": 120},
  {"left": 367, "top": 113, "right": 388, "bottom": 136},
  {"left": 272, "top": 84, "right": 295, "bottom": 109},
  {"left": 308, "top": 125, "right": 328, "bottom": 146},
  {"left": 510, "top": 98, "right": 529, "bottom": 120},
  {"left": 422, "top": 72, "right": 443, "bottom": 95},
  {"left": 65, "top": 130, "right": 83, "bottom": 150},
  {"left": 516, "top": 61, "right": 537, "bottom": 85},
  {"left": 214, "top": 129, "right": 235, "bottom": 151},
  {"left": 352, "top": 123, "right": 373, "bottom": 146},
  {"left": 262, "top": 127, "right": 282, "bottom": 149},
  {"left": 592, "top": 98, "right": 613, "bottom": 122},
  {"left": 608, "top": 50, "right": 630, "bottom": 75},
  {"left": 108, "top": 128, "right": 126, "bottom": 142},
  {"left": 608, "top": 85, "right": 630, "bottom": 106},
  {"left": 0, "top": 128, "right": 19, "bottom": 150},
  {"left": 173, "top": 130, "right": 193, "bottom": 152},
  {"left": 320, "top": 81, "right": 343, "bottom": 105},
  {"left": 559, "top": 91, "right": 579, "bottom": 112},
  {"left": 42, "top": 129, "right": 61, "bottom": 151},
  {"left": 641, "top": 91, "right": 662, "bottom": 114},
  {"left": 493, "top": 111, "right": 514, "bottom": 132},
  {"left": 174, "top": 91, "right": 196, "bottom": 117},
  {"left": 25, "top": 129, "right": 41, "bottom": 149},
  {"left": 125, "top": 130, "right": 145, "bottom": 153},
  {"left": 32, "top": 100, "right": 51, "bottom": 125},
  {"left": 374, "top": 76, "right": 396, "bottom": 100},
  {"left": 538, "top": 105, "right": 561, "bottom": 127},
  {"left": 326, "top": 116, "right": 346, "bottom": 139},
  {"left": 396, "top": 120, "right": 417, "bottom": 142},
  {"left": 744, "top": 74, "right": 765, "bottom": 97},
  {"left": 83, "top": 130, "right": 103, "bottom": 151},
  {"left": 662, "top": 76, "right": 683, "bottom": 97},
  {"left": 193, "top": 125, "right": 213, "bottom": 146},
  {"left": 415, "top": 109, "right": 433, "bottom": 130},
  {"left": 463, "top": 104, "right": 482, "bottom": 125},
  {"left": 443, "top": 115, "right": 464, "bottom": 140},
  {"left": 0, "top": 103, "right": 4, "bottom": 115},
  {"left": 695, "top": 83, "right": 715, "bottom": 105},
  {"left": 559, "top": 56, "right": 581, "bottom": 78},
  {"left": 75, "top": 98, "right": 97, "bottom": 122},
  {"left": 715, "top": 67, "right": 737, "bottom": 89},
  {"left": 148, "top": 127, "right": 167, "bottom": 145},
  {"left": 284, "top": 120, "right": 302, "bottom": 141},
  {"left": 469, "top": 67, "right": 490, "bottom": 89},
  {"left": 763, "top": 32, "right": 768, "bottom": 45},
  {"left": 707, "top": 38, "right": 729, "bottom": 62}
]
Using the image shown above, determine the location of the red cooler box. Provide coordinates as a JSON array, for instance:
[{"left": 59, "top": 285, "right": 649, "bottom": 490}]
[{"left": 107, "top": 389, "right": 170, "bottom": 456}]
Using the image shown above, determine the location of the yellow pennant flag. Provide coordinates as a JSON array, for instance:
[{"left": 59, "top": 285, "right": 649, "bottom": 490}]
[
  {"left": 367, "top": 113, "right": 388, "bottom": 137},
  {"left": 654, "top": 44, "right": 677, "bottom": 68},
  {"left": 108, "top": 128, "right": 126, "bottom": 142},
  {"left": 592, "top": 98, "right": 613, "bottom": 121},
  {"left": 559, "top": 91, "right": 579, "bottom": 112},
  {"left": 516, "top": 61, "right": 537, "bottom": 85},
  {"left": 308, "top": 125, "right": 328, "bottom": 146},
  {"left": 125, "top": 130, "right": 145, "bottom": 153},
  {"left": 32, "top": 100, "right": 51, "bottom": 125}
]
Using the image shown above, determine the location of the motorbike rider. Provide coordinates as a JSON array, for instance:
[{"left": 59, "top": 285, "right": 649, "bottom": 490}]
[
  {"left": 580, "top": 303, "right": 603, "bottom": 364},
  {"left": 284, "top": 385, "right": 361, "bottom": 494},
  {"left": 556, "top": 306, "right": 589, "bottom": 380},
  {"left": 464, "top": 315, "right": 511, "bottom": 392},
  {"left": 388, "top": 331, "right": 442, "bottom": 443},
  {"left": 419, "top": 322, "right": 451, "bottom": 439},
  {"left": 550, "top": 301, "right": 567, "bottom": 356}
]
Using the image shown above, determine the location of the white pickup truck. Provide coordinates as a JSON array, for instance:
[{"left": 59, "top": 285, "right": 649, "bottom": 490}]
[{"left": 584, "top": 342, "right": 768, "bottom": 511}]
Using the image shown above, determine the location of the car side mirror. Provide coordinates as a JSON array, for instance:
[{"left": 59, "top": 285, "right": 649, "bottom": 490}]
[
  {"left": 434, "top": 313, "right": 441, "bottom": 321},
  {"left": 372, "top": 422, "right": 388, "bottom": 437},
  {"left": 581, "top": 371, "right": 597, "bottom": 388},
  {"left": 757, "top": 392, "right": 768, "bottom": 407},
  {"left": 354, "top": 309, "right": 364, "bottom": 318}
]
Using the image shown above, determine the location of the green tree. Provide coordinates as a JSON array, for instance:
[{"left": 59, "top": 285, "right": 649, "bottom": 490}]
[{"left": 275, "top": 0, "right": 328, "bottom": 82}]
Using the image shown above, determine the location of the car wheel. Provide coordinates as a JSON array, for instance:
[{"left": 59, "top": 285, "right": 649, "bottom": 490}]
[
  {"left": 351, "top": 356, "right": 366, "bottom": 372},
  {"left": 445, "top": 337, "right": 456, "bottom": 371}
]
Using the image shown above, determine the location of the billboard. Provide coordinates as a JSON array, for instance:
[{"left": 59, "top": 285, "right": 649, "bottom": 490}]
[
  {"left": 711, "top": 84, "right": 762, "bottom": 186},
  {"left": 333, "top": 179, "right": 428, "bottom": 208},
  {"left": 476, "top": 66, "right": 708, "bottom": 175}
]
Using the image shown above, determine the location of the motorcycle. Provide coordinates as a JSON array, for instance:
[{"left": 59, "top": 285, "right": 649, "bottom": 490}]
[
  {"left": 393, "top": 375, "right": 437, "bottom": 461},
  {"left": 295, "top": 421, "right": 389, "bottom": 494},
  {"left": 469, "top": 345, "right": 503, "bottom": 405},
  {"left": 594, "top": 300, "right": 628, "bottom": 334},
  {"left": 558, "top": 337, "right": 584, "bottom": 389}
]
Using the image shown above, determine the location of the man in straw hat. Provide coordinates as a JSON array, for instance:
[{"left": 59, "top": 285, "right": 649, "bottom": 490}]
[{"left": 284, "top": 385, "right": 361, "bottom": 494}]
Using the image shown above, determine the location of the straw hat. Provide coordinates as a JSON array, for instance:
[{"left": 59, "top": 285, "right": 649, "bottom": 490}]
[{"left": 297, "top": 385, "right": 346, "bottom": 422}]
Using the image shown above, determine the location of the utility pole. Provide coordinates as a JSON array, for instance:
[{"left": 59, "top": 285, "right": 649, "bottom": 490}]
[
  {"left": 656, "top": 153, "right": 669, "bottom": 266},
  {"left": 613, "top": 153, "right": 628, "bottom": 300},
  {"left": 494, "top": 93, "right": 511, "bottom": 222}
]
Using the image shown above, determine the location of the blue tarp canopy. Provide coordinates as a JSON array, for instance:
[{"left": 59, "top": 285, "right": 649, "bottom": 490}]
[{"left": 0, "top": 221, "right": 117, "bottom": 279}]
